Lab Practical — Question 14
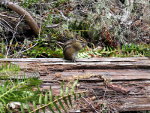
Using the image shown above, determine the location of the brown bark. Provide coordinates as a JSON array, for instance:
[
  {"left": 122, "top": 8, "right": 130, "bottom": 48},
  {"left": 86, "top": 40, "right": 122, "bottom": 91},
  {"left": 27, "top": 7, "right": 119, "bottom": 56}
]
[
  {"left": 2, "top": 1, "right": 40, "bottom": 35},
  {"left": 0, "top": 57, "right": 150, "bottom": 112}
]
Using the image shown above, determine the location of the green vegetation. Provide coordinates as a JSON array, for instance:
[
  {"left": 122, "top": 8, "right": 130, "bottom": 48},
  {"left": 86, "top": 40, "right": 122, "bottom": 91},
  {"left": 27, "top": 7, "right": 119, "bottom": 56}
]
[
  {"left": 78, "top": 43, "right": 150, "bottom": 58},
  {"left": 0, "top": 0, "right": 149, "bottom": 58},
  {"left": 0, "top": 63, "right": 85, "bottom": 112},
  {"left": 0, "top": 0, "right": 149, "bottom": 112},
  {"left": 0, "top": 63, "right": 20, "bottom": 73},
  {"left": 25, "top": 46, "right": 63, "bottom": 58},
  {"left": 0, "top": 63, "right": 20, "bottom": 79},
  {"left": 24, "top": 39, "right": 150, "bottom": 58},
  {"left": 21, "top": 0, "right": 39, "bottom": 7},
  {"left": 0, "top": 78, "right": 85, "bottom": 113}
]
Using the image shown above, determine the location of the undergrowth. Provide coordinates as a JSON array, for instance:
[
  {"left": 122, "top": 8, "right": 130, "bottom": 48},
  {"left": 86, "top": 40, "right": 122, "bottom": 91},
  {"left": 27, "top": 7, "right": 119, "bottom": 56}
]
[
  {"left": 0, "top": 77, "right": 85, "bottom": 112},
  {"left": 0, "top": 63, "right": 20, "bottom": 73},
  {"left": 0, "top": 78, "right": 85, "bottom": 113},
  {"left": 25, "top": 46, "right": 63, "bottom": 58},
  {"left": 78, "top": 43, "right": 150, "bottom": 58},
  {"left": 21, "top": 0, "right": 150, "bottom": 58},
  {"left": 0, "top": 63, "right": 20, "bottom": 79},
  {"left": 0, "top": 0, "right": 149, "bottom": 58},
  {"left": 0, "top": 63, "right": 86, "bottom": 113},
  {"left": 24, "top": 43, "right": 150, "bottom": 58}
]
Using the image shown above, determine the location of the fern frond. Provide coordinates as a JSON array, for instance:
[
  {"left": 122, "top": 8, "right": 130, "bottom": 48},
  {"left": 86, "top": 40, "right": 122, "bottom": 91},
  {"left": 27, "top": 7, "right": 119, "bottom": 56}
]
[
  {"left": 30, "top": 80, "right": 86, "bottom": 113},
  {"left": 30, "top": 91, "right": 86, "bottom": 113},
  {"left": 0, "top": 78, "right": 86, "bottom": 113},
  {"left": 0, "top": 78, "right": 42, "bottom": 104}
]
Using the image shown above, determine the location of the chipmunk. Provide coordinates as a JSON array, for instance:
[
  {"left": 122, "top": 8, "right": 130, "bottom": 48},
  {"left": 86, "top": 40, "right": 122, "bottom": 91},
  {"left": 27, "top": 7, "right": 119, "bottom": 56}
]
[{"left": 63, "top": 39, "right": 86, "bottom": 61}]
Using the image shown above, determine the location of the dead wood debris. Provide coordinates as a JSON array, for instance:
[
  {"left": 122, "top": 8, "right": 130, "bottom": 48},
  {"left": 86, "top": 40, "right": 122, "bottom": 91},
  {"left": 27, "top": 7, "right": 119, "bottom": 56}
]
[
  {"left": 0, "top": 1, "right": 40, "bottom": 35},
  {"left": 61, "top": 73, "right": 130, "bottom": 94}
]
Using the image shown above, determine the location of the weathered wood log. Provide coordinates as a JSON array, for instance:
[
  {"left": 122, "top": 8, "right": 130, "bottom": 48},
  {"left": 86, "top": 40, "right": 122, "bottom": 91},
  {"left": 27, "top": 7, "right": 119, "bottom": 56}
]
[{"left": 0, "top": 57, "right": 150, "bottom": 112}]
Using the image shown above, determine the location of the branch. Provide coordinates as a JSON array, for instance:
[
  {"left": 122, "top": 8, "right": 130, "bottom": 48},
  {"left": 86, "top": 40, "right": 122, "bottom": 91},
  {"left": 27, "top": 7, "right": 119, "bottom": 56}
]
[{"left": 0, "top": 1, "right": 40, "bottom": 35}]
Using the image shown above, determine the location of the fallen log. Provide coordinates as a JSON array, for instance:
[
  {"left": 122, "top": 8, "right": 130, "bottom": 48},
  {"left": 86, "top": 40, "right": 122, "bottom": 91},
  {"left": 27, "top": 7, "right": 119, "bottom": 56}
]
[{"left": 0, "top": 57, "right": 150, "bottom": 112}]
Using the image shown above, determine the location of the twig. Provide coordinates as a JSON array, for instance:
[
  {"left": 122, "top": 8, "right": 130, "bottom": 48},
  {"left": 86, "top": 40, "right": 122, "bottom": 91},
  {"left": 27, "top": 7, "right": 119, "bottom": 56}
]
[{"left": 81, "top": 97, "right": 99, "bottom": 113}]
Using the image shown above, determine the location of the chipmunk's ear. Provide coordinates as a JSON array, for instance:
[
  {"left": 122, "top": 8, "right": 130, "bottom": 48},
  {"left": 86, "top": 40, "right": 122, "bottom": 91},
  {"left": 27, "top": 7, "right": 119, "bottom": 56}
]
[{"left": 72, "top": 38, "right": 77, "bottom": 42}]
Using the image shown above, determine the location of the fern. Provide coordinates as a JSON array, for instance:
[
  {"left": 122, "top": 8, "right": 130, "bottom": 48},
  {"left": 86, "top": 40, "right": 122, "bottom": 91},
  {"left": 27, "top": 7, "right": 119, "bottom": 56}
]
[
  {"left": 29, "top": 80, "right": 86, "bottom": 113},
  {"left": 0, "top": 78, "right": 42, "bottom": 112},
  {"left": 78, "top": 44, "right": 150, "bottom": 58},
  {"left": 0, "top": 64, "right": 86, "bottom": 112},
  {"left": 0, "top": 78, "right": 86, "bottom": 113}
]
